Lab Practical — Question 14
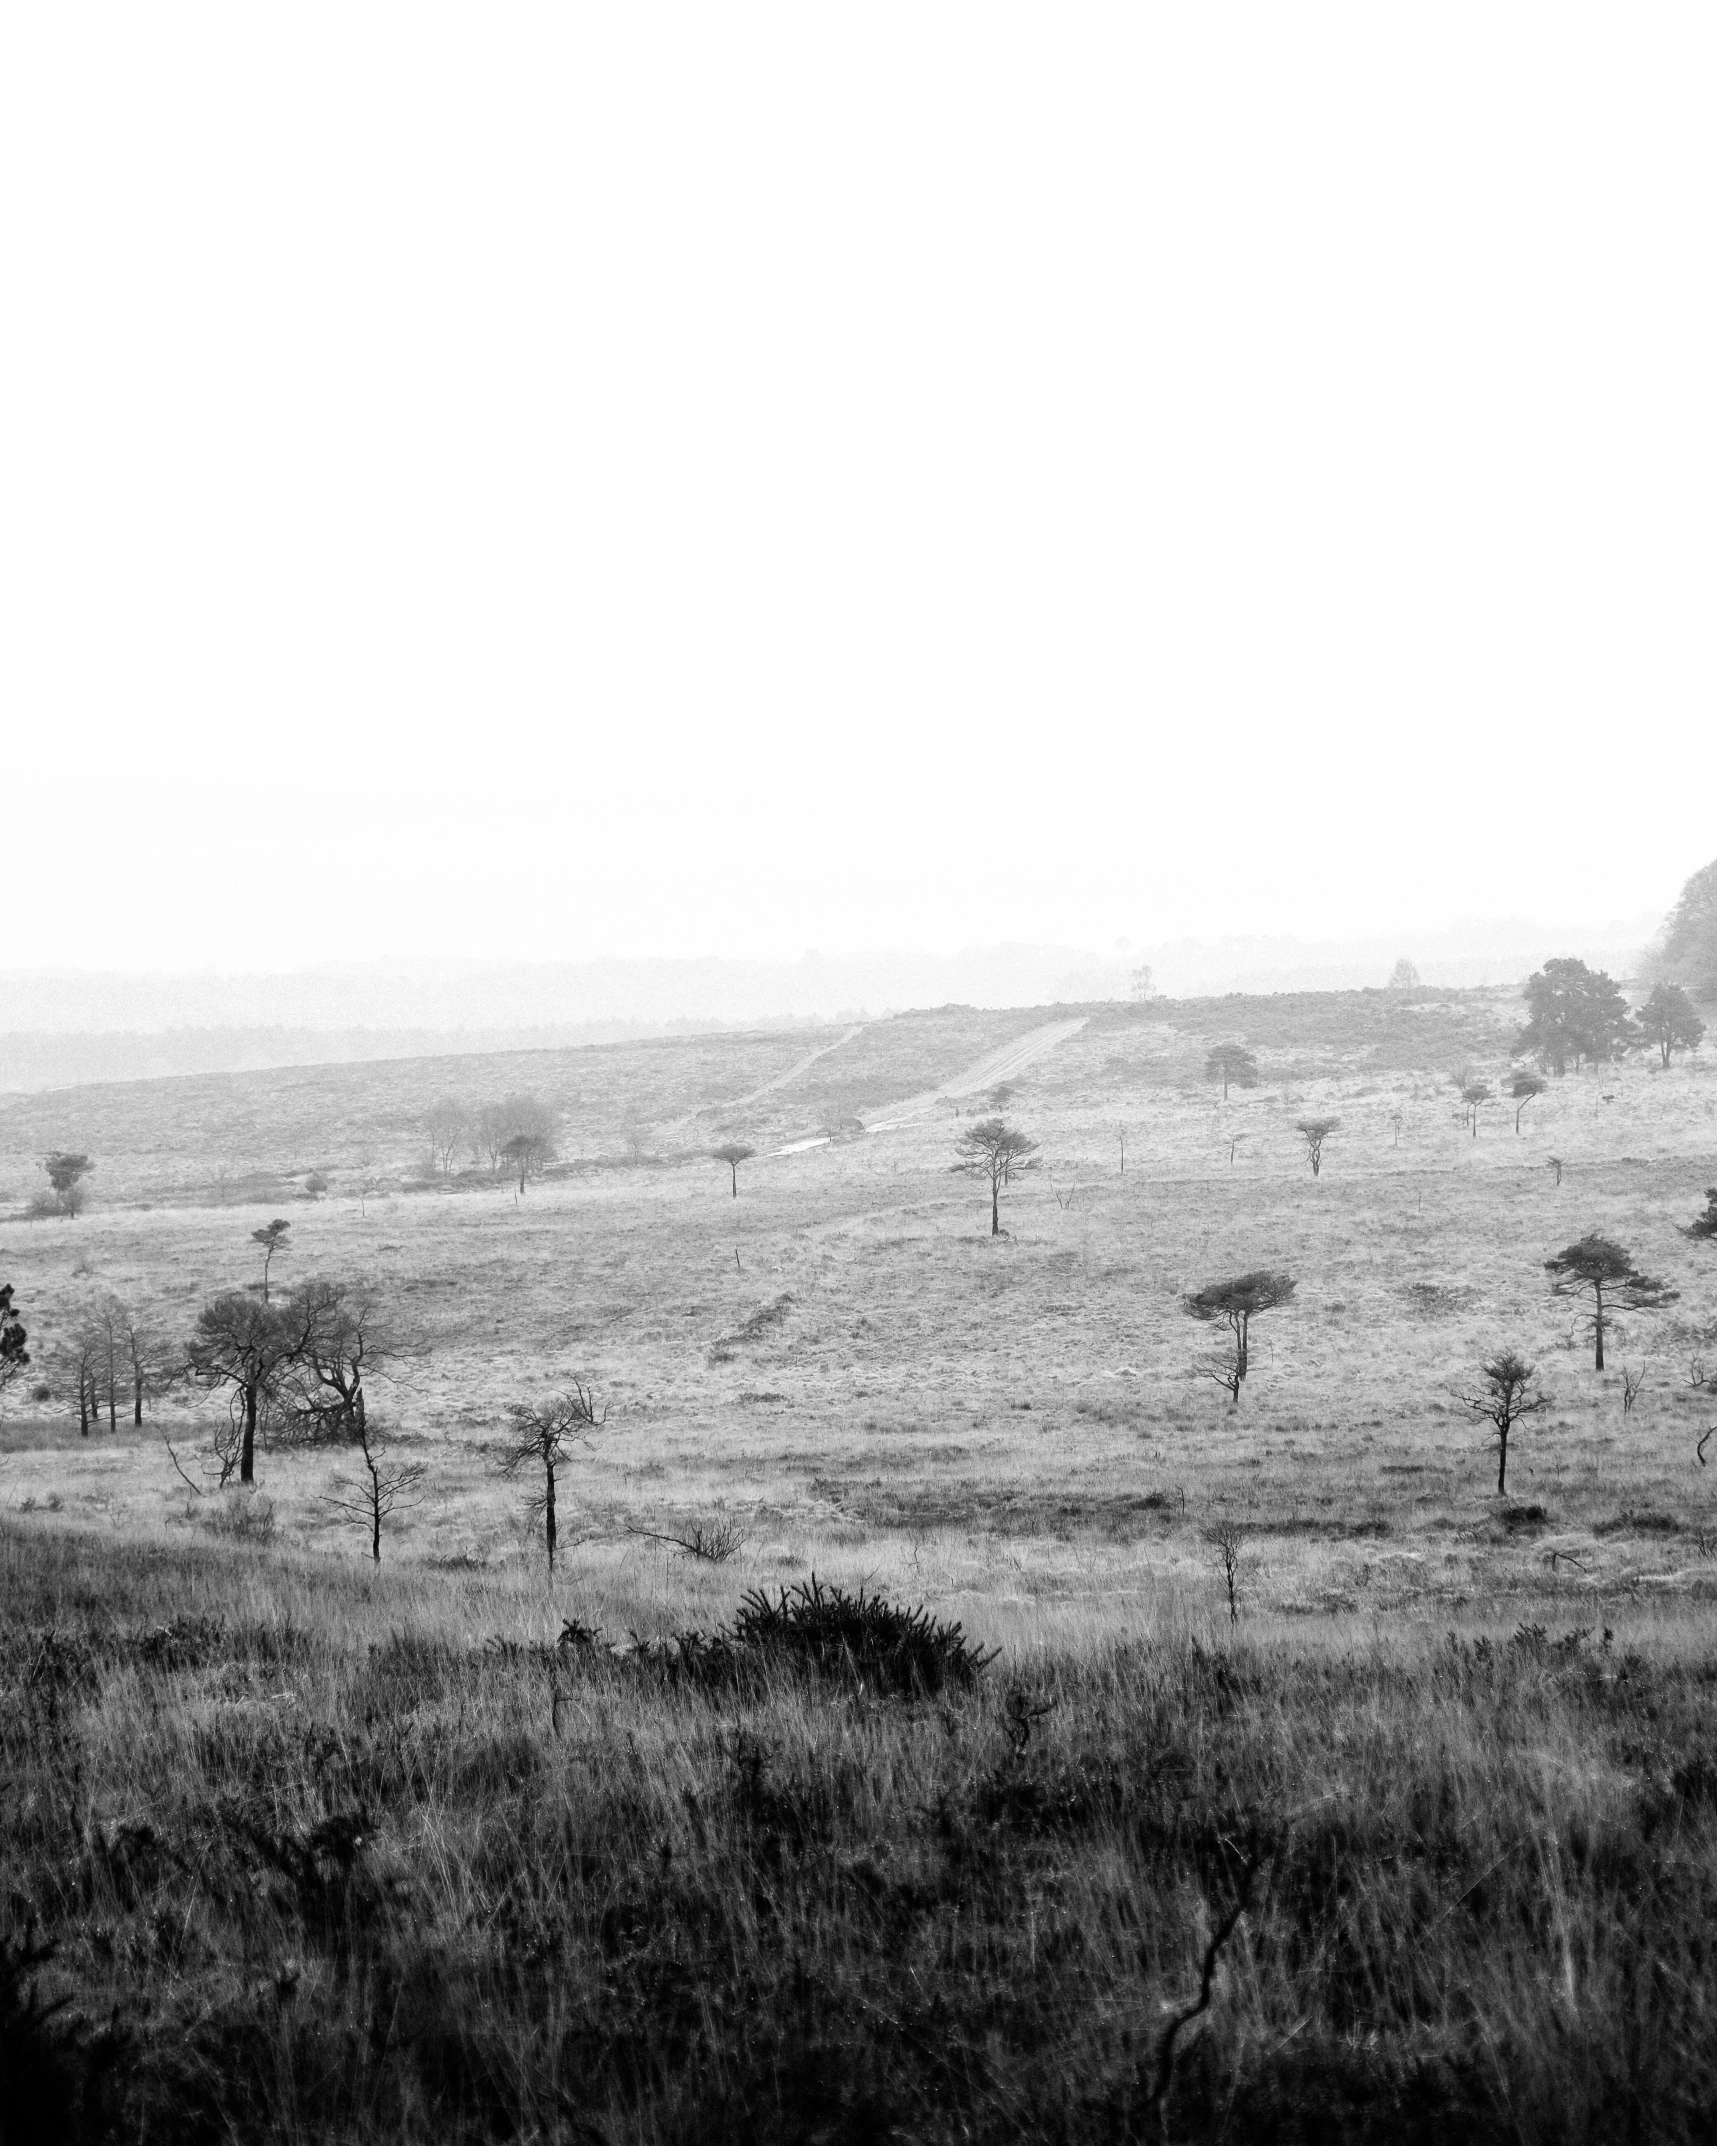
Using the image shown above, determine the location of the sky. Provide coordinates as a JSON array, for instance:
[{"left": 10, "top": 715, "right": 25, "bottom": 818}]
[{"left": 4, "top": 5, "right": 1713, "bottom": 975}]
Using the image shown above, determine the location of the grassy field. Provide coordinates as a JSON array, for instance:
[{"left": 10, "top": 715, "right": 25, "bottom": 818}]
[{"left": 3, "top": 985, "right": 1716, "bottom": 2140}]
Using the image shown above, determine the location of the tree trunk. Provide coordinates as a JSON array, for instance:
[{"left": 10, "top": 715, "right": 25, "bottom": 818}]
[
  {"left": 133, "top": 1370, "right": 144, "bottom": 1426},
  {"left": 240, "top": 1382, "right": 257, "bottom": 1485},
  {"left": 730, "top": 1164, "right": 738, "bottom": 1196},
  {"left": 1496, "top": 1423, "right": 1509, "bottom": 1495},
  {"left": 368, "top": 1457, "right": 382, "bottom": 1565},
  {"left": 78, "top": 1377, "right": 89, "bottom": 1438},
  {"left": 544, "top": 1457, "right": 557, "bottom": 1571},
  {"left": 990, "top": 1179, "right": 1000, "bottom": 1235},
  {"left": 107, "top": 1357, "right": 117, "bottom": 1434},
  {"left": 1593, "top": 1288, "right": 1605, "bottom": 1372}
]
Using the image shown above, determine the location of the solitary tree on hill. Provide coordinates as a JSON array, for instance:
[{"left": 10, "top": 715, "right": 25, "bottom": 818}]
[
  {"left": 1637, "top": 981, "right": 1705, "bottom": 1067},
  {"left": 1296, "top": 1117, "right": 1339, "bottom": 1177},
  {"left": 1388, "top": 958, "right": 1420, "bottom": 989},
  {"left": 251, "top": 1219, "right": 291, "bottom": 1301},
  {"left": 1454, "top": 1350, "right": 1549, "bottom": 1496},
  {"left": 954, "top": 1117, "right": 1041, "bottom": 1235},
  {"left": 497, "top": 1382, "right": 606, "bottom": 1575},
  {"left": 43, "top": 1151, "right": 93, "bottom": 1218},
  {"left": 1510, "top": 1070, "right": 1546, "bottom": 1132},
  {"left": 1517, "top": 959, "right": 1634, "bottom": 1074},
  {"left": 713, "top": 1143, "right": 756, "bottom": 1196},
  {"left": 1204, "top": 1044, "right": 1259, "bottom": 1099},
  {"left": 1184, "top": 1270, "right": 1296, "bottom": 1405},
  {"left": 1545, "top": 1234, "right": 1677, "bottom": 1371}
]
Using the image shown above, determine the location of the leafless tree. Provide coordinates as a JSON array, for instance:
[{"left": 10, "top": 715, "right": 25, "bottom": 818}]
[
  {"left": 497, "top": 1382, "right": 607, "bottom": 1573},
  {"left": 953, "top": 1117, "right": 1041, "bottom": 1235},
  {"left": 1545, "top": 1234, "right": 1677, "bottom": 1372},
  {"left": 1510, "top": 1070, "right": 1546, "bottom": 1133},
  {"left": 1389, "top": 958, "right": 1420, "bottom": 989},
  {"left": 1204, "top": 1044, "right": 1258, "bottom": 1099},
  {"left": 1388, "top": 1108, "right": 1405, "bottom": 1146},
  {"left": 118, "top": 1303, "right": 173, "bottom": 1426},
  {"left": 425, "top": 1099, "right": 468, "bottom": 1178},
  {"left": 1129, "top": 963, "right": 1156, "bottom": 1001},
  {"left": 1184, "top": 1270, "right": 1296, "bottom": 1405},
  {"left": 1547, "top": 1155, "right": 1564, "bottom": 1187},
  {"left": 1454, "top": 1349, "right": 1549, "bottom": 1494},
  {"left": 325, "top": 1417, "right": 425, "bottom": 1565},
  {"left": 1620, "top": 1361, "right": 1647, "bottom": 1417},
  {"left": 1205, "top": 1517, "right": 1246, "bottom": 1624},
  {"left": 251, "top": 1219, "right": 291, "bottom": 1301},
  {"left": 712, "top": 1142, "right": 756, "bottom": 1196},
  {"left": 1296, "top": 1117, "right": 1339, "bottom": 1177},
  {"left": 277, "top": 1278, "right": 395, "bottom": 1443}
]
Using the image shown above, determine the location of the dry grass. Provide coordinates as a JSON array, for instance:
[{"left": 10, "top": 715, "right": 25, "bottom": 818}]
[{"left": 4, "top": 984, "right": 1717, "bottom": 2138}]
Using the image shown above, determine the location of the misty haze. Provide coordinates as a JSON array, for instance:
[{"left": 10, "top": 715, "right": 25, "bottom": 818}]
[{"left": 4, "top": 9, "right": 1716, "bottom": 2145}]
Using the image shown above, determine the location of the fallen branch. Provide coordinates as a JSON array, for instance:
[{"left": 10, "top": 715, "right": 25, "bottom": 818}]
[{"left": 1141, "top": 1845, "right": 1262, "bottom": 2130}]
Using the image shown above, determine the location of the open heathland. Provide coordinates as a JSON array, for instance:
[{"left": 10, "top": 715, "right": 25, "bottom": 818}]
[{"left": 3, "top": 984, "right": 1716, "bottom": 2141}]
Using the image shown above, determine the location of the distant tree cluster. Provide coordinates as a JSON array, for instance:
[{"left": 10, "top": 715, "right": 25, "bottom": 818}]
[{"left": 417, "top": 1092, "right": 558, "bottom": 1187}]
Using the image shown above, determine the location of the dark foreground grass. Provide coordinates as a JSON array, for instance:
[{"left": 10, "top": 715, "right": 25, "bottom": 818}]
[{"left": 3, "top": 1522, "right": 1716, "bottom": 2145}]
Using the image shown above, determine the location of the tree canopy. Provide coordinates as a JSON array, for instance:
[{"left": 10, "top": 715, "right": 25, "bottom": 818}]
[
  {"left": 1545, "top": 1234, "right": 1676, "bottom": 1371},
  {"left": 1637, "top": 981, "right": 1706, "bottom": 1067},
  {"left": 953, "top": 1117, "right": 1040, "bottom": 1236},
  {"left": 1516, "top": 959, "right": 1634, "bottom": 1075},
  {"left": 1651, "top": 855, "right": 1717, "bottom": 999},
  {"left": 1204, "top": 1043, "right": 1259, "bottom": 1098}
]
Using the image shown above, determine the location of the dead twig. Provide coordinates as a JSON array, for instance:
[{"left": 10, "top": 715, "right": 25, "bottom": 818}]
[{"left": 1140, "top": 1845, "right": 1262, "bottom": 2132}]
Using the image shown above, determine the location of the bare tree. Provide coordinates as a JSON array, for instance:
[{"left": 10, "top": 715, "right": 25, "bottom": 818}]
[
  {"left": 0, "top": 1283, "right": 27, "bottom": 1419},
  {"left": 1184, "top": 1270, "right": 1296, "bottom": 1405},
  {"left": 277, "top": 1279, "right": 393, "bottom": 1442},
  {"left": 1296, "top": 1117, "right": 1339, "bottom": 1177},
  {"left": 425, "top": 1099, "right": 468, "bottom": 1178},
  {"left": 118, "top": 1303, "right": 173, "bottom": 1426},
  {"left": 712, "top": 1142, "right": 756, "bottom": 1196},
  {"left": 1388, "top": 958, "right": 1420, "bottom": 989},
  {"left": 1204, "top": 1044, "right": 1258, "bottom": 1099},
  {"left": 57, "top": 1321, "right": 103, "bottom": 1438},
  {"left": 1205, "top": 1517, "right": 1247, "bottom": 1623},
  {"left": 1510, "top": 1071, "right": 1546, "bottom": 1133},
  {"left": 953, "top": 1117, "right": 1041, "bottom": 1236},
  {"left": 1129, "top": 963, "right": 1156, "bottom": 1001},
  {"left": 325, "top": 1417, "right": 425, "bottom": 1565},
  {"left": 472, "top": 1102, "right": 509, "bottom": 1176},
  {"left": 1620, "top": 1361, "right": 1647, "bottom": 1417},
  {"left": 251, "top": 1219, "right": 291, "bottom": 1301},
  {"left": 1545, "top": 1234, "right": 1677, "bottom": 1372},
  {"left": 43, "top": 1151, "right": 93, "bottom": 1218},
  {"left": 1453, "top": 1349, "right": 1549, "bottom": 1495},
  {"left": 497, "top": 1383, "right": 607, "bottom": 1573}
]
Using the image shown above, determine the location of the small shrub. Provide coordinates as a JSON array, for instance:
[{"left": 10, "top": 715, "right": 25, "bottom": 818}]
[{"left": 728, "top": 1575, "right": 996, "bottom": 1695}]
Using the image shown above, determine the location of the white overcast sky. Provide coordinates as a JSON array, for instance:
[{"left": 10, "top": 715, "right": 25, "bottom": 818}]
[{"left": 3, "top": 5, "right": 1712, "bottom": 973}]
